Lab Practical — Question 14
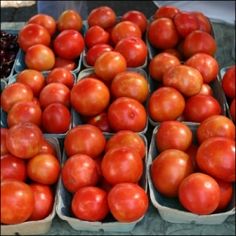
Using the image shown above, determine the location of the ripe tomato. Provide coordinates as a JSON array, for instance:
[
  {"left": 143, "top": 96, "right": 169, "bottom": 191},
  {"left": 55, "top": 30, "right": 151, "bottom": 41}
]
[
  {"left": 53, "top": 57, "right": 76, "bottom": 71},
  {"left": 72, "top": 186, "right": 109, "bottom": 221},
  {"left": 18, "top": 23, "right": 51, "bottom": 52},
  {"left": 156, "top": 121, "right": 192, "bottom": 152},
  {"left": 196, "top": 137, "right": 235, "bottom": 182},
  {"left": 25, "top": 44, "right": 55, "bottom": 71},
  {"left": 70, "top": 78, "right": 110, "bottom": 116},
  {"left": 38, "top": 138, "right": 56, "bottom": 155},
  {"left": 198, "top": 83, "right": 213, "bottom": 96},
  {"left": 108, "top": 183, "right": 148, "bottom": 222},
  {"left": 148, "top": 18, "right": 179, "bottom": 49},
  {"left": 178, "top": 173, "right": 220, "bottom": 215},
  {"left": 29, "top": 183, "right": 54, "bottom": 220},
  {"left": 27, "top": 153, "right": 60, "bottom": 185},
  {"left": 87, "top": 112, "right": 111, "bottom": 132},
  {"left": 197, "top": 115, "right": 235, "bottom": 144},
  {"left": 57, "top": 9, "right": 82, "bottom": 31},
  {"left": 64, "top": 124, "right": 106, "bottom": 158},
  {"left": 151, "top": 149, "right": 193, "bottom": 197},
  {"left": 0, "top": 128, "right": 9, "bottom": 156},
  {"left": 230, "top": 98, "right": 235, "bottom": 122},
  {"left": 191, "top": 11, "right": 212, "bottom": 34},
  {"left": 108, "top": 97, "right": 147, "bottom": 132},
  {"left": 222, "top": 66, "right": 235, "bottom": 98},
  {"left": 53, "top": 30, "right": 84, "bottom": 60},
  {"left": 148, "top": 87, "right": 185, "bottom": 122},
  {"left": 153, "top": 5, "right": 180, "bottom": 19},
  {"left": 184, "top": 94, "right": 221, "bottom": 122},
  {"left": 162, "top": 48, "right": 183, "bottom": 60},
  {"left": 62, "top": 154, "right": 99, "bottom": 193},
  {"left": 1, "top": 180, "right": 34, "bottom": 224}
]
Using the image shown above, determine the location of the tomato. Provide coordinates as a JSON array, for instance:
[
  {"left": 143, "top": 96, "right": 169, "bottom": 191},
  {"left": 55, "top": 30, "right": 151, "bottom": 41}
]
[
  {"left": 38, "top": 138, "right": 56, "bottom": 155},
  {"left": 110, "top": 71, "right": 148, "bottom": 103},
  {"left": 196, "top": 137, "right": 235, "bottom": 182},
  {"left": 87, "top": 6, "right": 116, "bottom": 29},
  {"left": 148, "top": 18, "right": 179, "bottom": 49},
  {"left": 222, "top": 66, "right": 235, "bottom": 98},
  {"left": 151, "top": 149, "right": 193, "bottom": 197},
  {"left": 162, "top": 48, "right": 183, "bottom": 60},
  {"left": 163, "top": 65, "right": 203, "bottom": 97},
  {"left": 111, "top": 21, "right": 142, "bottom": 45},
  {"left": 18, "top": 23, "right": 51, "bottom": 52},
  {"left": 105, "top": 130, "right": 146, "bottom": 159},
  {"left": 42, "top": 103, "right": 71, "bottom": 134},
  {"left": 156, "top": 121, "right": 192, "bottom": 152},
  {"left": 198, "top": 83, "right": 213, "bottom": 96},
  {"left": 148, "top": 52, "right": 180, "bottom": 82},
  {"left": 29, "top": 183, "right": 54, "bottom": 220},
  {"left": 184, "top": 94, "right": 221, "bottom": 122},
  {"left": 148, "top": 87, "right": 185, "bottom": 122},
  {"left": 121, "top": 10, "right": 147, "bottom": 34},
  {"left": 53, "top": 57, "right": 76, "bottom": 71},
  {"left": 25, "top": 44, "right": 55, "bottom": 71},
  {"left": 39, "top": 82, "right": 70, "bottom": 109},
  {"left": 72, "top": 186, "right": 109, "bottom": 221},
  {"left": 87, "top": 112, "right": 111, "bottom": 132},
  {"left": 153, "top": 5, "right": 180, "bottom": 19},
  {"left": 183, "top": 30, "right": 217, "bottom": 58},
  {"left": 46, "top": 67, "right": 74, "bottom": 89},
  {"left": 1, "top": 154, "right": 27, "bottom": 181},
  {"left": 6, "top": 122, "right": 43, "bottom": 159},
  {"left": 0, "top": 128, "right": 9, "bottom": 156},
  {"left": 85, "top": 43, "right": 113, "bottom": 66},
  {"left": 185, "top": 53, "right": 219, "bottom": 83},
  {"left": 94, "top": 51, "right": 127, "bottom": 82},
  {"left": 27, "top": 13, "right": 56, "bottom": 36},
  {"left": 108, "top": 97, "right": 147, "bottom": 132},
  {"left": 108, "top": 183, "right": 148, "bottom": 222},
  {"left": 64, "top": 124, "right": 106, "bottom": 158},
  {"left": 27, "top": 153, "right": 60, "bottom": 185},
  {"left": 191, "top": 11, "right": 212, "bottom": 34},
  {"left": 53, "top": 30, "right": 84, "bottom": 60},
  {"left": 62, "top": 154, "right": 99, "bottom": 193},
  {"left": 178, "top": 173, "right": 220, "bottom": 215},
  {"left": 1, "top": 180, "right": 34, "bottom": 224},
  {"left": 1, "top": 82, "right": 33, "bottom": 112},
  {"left": 70, "top": 78, "right": 110, "bottom": 116},
  {"left": 57, "top": 9, "right": 82, "bottom": 31},
  {"left": 197, "top": 115, "right": 235, "bottom": 144},
  {"left": 230, "top": 98, "right": 235, "bottom": 122},
  {"left": 114, "top": 36, "right": 147, "bottom": 67},
  {"left": 84, "top": 25, "right": 110, "bottom": 48}
]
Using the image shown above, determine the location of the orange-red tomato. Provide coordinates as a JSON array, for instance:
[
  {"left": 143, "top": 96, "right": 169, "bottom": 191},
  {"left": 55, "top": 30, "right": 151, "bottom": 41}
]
[{"left": 153, "top": 5, "right": 180, "bottom": 19}]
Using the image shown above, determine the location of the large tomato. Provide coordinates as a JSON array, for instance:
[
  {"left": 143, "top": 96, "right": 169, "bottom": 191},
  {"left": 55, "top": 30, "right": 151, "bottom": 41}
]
[
  {"left": 196, "top": 137, "right": 235, "bottom": 182},
  {"left": 0, "top": 128, "right": 9, "bottom": 156},
  {"left": 53, "top": 57, "right": 76, "bottom": 71},
  {"left": 178, "top": 173, "right": 220, "bottom": 215},
  {"left": 151, "top": 149, "right": 193, "bottom": 197},
  {"left": 191, "top": 11, "right": 212, "bottom": 34},
  {"left": 87, "top": 112, "right": 111, "bottom": 133},
  {"left": 153, "top": 5, "right": 180, "bottom": 19},
  {"left": 222, "top": 65, "right": 235, "bottom": 98}
]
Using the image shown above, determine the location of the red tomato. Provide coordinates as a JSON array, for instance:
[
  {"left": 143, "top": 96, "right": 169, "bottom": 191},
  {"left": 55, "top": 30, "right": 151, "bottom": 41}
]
[
  {"left": 148, "top": 18, "right": 179, "bottom": 49},
  {"left": 1, "top": 154, "right": 27, "bottom": 181},
  {"left": 18, "top": 23, "right": 51, "bottom": 52},
  {"left": 108, "top": 183, "right": 148, "bottom": 222},
  {"left": 184, "top": 94, "right": 221, "bottom": 122},
  {"left": 72, "top": 186, "right": 109, "bottom": 221},
  {"left": 70, "top": 78, "right": 110, "bottom": 116},
  {"left": 6, "top": 122, "right": 43, "bottom": 159},
  {"left": 163, "top": 65, "right": 203, "bottom": 97},
  {"left": 108, "top": 97, "right": 147, "bottom": 132},
  {"left": 185, "top": 53, "right": 219, "bottom": 83},
  {"left": 222, "top": 66, "right": 235, "bottom": 98},
  {"left": 27, "top": 153, "right": 60, "bottom": 184},
  {"left": 57, "top": 9, "right": 82, "bottom": 31},
  {"left": 148, "top": 87, "right": 185, "bottom": 122},
  {"left": 1, "top": 82, "right": 33, "bottom": 112},
  {"left": 149, "top": 52, "right": 180, "bottom": 82},
  {"left": 178, "top": 173, "right": 220, "bottom": 215},
  {"left": 53, "top": 57, "right": 76, "bottom": 71},
  {"left": 230, "top": 98, "right": 235, "bottom": 122},
  {"left": 191, "top": 11, "right": 212, "bottom": 34},
  {"left": 29, "top": 183, "right": 54, "bottom": 220},
  {"left": 153, "top": 5, "right": 180, "bottom": 19},
  {"left": 1, "top": 180, "right": 34, "bottom": 224},
  {"left": 0, "top": 128, "right": 9, "bottom": 156},
  {"left": 25, "top": 44, "right": 55, "bottom": 71},
  {"left": 110, "top": 71, "right": 148, "bottom": 103},
  {"left": 38, "top": 138, "right": 56, "bottom": 155},
  {"left": 64, "top": 124, "right": 106, "bottom": 158},
  {"left": 94, "top": 51, "right": 127, "bottom": 82},
  {"left": 87, "top": 112, "right": 111, "bottom": 132},
  {"left": 53, "top": 30, "right": 84, "bottom": 60},
  {"left": 42, "top": 103, "right": 71, "bottom": 134},
  {"left": 162, "top": 48, "right": 183, "bottom": 60},
  {"left": 114, "top": 36, "right": 147, "bottom": 67},
  {"left": 156, "top": 121, "right": 192, "bottom": 152},
  {"left": 197, "top": 115, "right": 235, "bottom": 144},
  {"left": 196, "top": 137, "right": 235, "bottom": 182},
  {"left": 27, "top": 13, "right": 56, "bottom": 36},
  {"left": 62, "top": 154, "right": 99, "bottom": 193},
  {"left": 198, "top": 83, "right": 213, "bottom": 96},
  {"left": 151, "top": 149, "right": 193, "bottom": 197},
  {"left": 87, "top": 6, "right": 116, "bottom": 29}
]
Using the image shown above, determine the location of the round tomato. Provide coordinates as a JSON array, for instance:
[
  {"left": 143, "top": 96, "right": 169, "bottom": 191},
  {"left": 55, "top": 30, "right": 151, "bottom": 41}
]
[
  {"left": 87, "top": 112, "right": 111, "bottom": 132},
  {"left": 191, "top": 11, "right": 212, "bottom": 34},
  {"left": 230, "top": 98, "right": 235, "bottom": 122},
  {"left": 222, "top": 66, "right": 235, "bottom": 98},
  {"left": 38, "top": 138, "right": 56, "bottom": 155},
  {"left": 153, "top": 5, "right": 180, "bottom": 19},
  {"left": 162, "top": 48, "right": 183, "bottom": 60},
  {"left": 178, "top": 173, "right": 220, "bottom": 215},
  {"left": 53, "top": 57, "right": 76, "bottom": 71},
  {"left": 1, "top": 128, "right": 9, "bottom": 156},
  {"left": 198, "top": 83, "right": 213, "bottom": 96}
]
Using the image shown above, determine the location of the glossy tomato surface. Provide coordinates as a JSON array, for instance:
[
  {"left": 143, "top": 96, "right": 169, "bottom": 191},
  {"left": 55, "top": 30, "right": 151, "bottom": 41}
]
[{"left": 222, "top": 66, "right": 235, "bottom": 98}]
